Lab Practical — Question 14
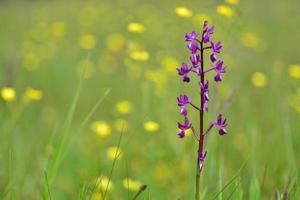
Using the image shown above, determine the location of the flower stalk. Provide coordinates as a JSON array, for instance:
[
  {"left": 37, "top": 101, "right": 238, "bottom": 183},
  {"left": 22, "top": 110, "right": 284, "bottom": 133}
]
[{"left": 176, "top": 21, "right": 229, "bottom": 200}]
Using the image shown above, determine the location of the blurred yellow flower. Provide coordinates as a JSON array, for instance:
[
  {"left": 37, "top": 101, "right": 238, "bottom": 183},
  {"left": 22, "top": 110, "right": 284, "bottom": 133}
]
[
  {"left": 145, "top": 69, "right": 168, "bottom": 86},
  {"left": 25, "top": 88, "right": 43, "bottom": 101},
  {"left": 77, "top": 59, "right": 95, "bottom": 79},
  {"left": 288, "top": 64, "right": 300, "bottom": 79},
  {"left": 1, "top": 87, "right": 16, "bottom": 102},
  {"left": 162, "top": 56, "right": 179, "bottom": 73},
  {"left": 91, "top": 121, "right": 111, "bottom": 138},
  {"left": 114, "top": 119, "right": 128, "bottom": 132},
  {"left": 91, "top": 192, "right": 104, "bottom": 200},
  {"left": 79, "top": 34, "right": 96, "bottom": 49},
  {"left": 94, "top": 176, "right": 113, "bottom": 191},
  {"left": 23, "top": 51, "right": 40, "bottom": 71},
  {"left": 106, "top": 146, "right": 122, "bottom": 160},
  {"left": 217, "top": 5, "right": 234, "bottom": 17},
  {"left": 251, "top": 72, "right": 268, "bottom": 87},
  {"left": 178, "top": 128, "right": 192, "bottom": 136},
  {"left": 128, "top": 22, "right": 145, "bottom": 33},
  {"left": 226, "top": 0, "right": 239, "bottom": 5},
  {"left": 51, "top": 22, "right": 65, "bottom": 38},
  {"left": 116, "top": 100, "right": 132, "bottom": 114},
  {"left": 144, "top": 121, "right": 160, "bottom": 132},
  {"left": 240, "top": 32, "right": 260, "bottom": 48},
  {"left": 106, "top": 33, "right": 125, "bottom": 52},
  {"left": 122, "top": 178, "right": 142, "bottom": 191},
  {"left": 130, "top": 51, "right": 150, "bottom": 61},
  {"left": 175, "top": 7, "right": 193, "bottom": 18}
]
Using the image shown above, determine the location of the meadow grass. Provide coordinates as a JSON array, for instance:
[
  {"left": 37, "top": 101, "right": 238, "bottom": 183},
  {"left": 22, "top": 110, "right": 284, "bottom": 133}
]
[{"left": 0, "top": 0, "right": 299, "bottom": 199}]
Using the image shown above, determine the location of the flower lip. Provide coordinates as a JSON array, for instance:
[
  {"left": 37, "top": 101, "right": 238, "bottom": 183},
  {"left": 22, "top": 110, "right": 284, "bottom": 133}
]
[
  {"left": 177, "top": 63, "right": 192, "bottom": 82},
  {"left": 210, "top": 114, "right": 228, "bottom": 135}
]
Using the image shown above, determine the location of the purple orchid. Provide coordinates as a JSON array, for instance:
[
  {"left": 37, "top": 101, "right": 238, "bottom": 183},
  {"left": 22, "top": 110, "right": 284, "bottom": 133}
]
[
  {"left": 177, "top": 63, "right": 191, "bottom": 82},
  {"left": 176, "top": 21, "right": 229, "bottom": 197},
  {"left": 188, "top": 42, "right": 198, "bottom": 54},
  {"left": 190, "top": 54, "right": 200, "bottom": 68},
  {"left": 185, "top": 31, "right": 198, "bottom": 42},
  {"left": 177, "top": 94, "right": 190, "bottom": 106},
  {"left": 210, "top": 114, "right": 228, "bottom": 135},
  {"left": 177, "top": 94, "right": 190, "bottom": 116},
  {"left": 203, "top": 25, "right": 214, "bottom": 43},
  {"left": 214, "top": 60, "right": 226, "bottom": 82},
  {"left": 211, "top": 41, "right": 222, "bottom": 53}
]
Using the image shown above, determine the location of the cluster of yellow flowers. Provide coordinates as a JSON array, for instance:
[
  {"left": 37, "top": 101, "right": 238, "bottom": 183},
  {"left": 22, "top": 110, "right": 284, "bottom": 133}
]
[
  {"left": 90, "top": 176, "right": 142, "bottom": 199},
  {"left": 1, "top": 87, "right": 43, "bottom": 102}
]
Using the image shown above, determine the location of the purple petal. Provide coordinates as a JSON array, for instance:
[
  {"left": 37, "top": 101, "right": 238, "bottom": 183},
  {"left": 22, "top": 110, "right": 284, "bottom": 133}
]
[
  {"left": 219, "top": 128, "right": 227, "bottom": 135},
  {"left": 178, "top": 131, "right": 185, "bottom": 138},
  {"left": 214, "top": 74, "right": 222, "bottom": 82},
  {"left": 210, "top": 53, "right": 217, "bottom": 62}
]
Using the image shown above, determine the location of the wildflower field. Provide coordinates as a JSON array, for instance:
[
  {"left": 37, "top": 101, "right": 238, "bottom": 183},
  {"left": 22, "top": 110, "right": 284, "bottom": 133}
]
[{"left": 0, "top": 0, "right": 300, "bottom": 199}]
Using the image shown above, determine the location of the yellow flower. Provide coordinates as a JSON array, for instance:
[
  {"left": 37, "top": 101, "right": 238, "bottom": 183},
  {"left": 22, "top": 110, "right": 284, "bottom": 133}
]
[
  {"left": 226, "top": 0, "right": 239, "bottom": 5},
  {"left": 216, "top": 5, "right": 234, "bottom": 17},
  {"left": 51, "top": 22, "right": 65, "bottom": 38},
  {"left": 79, "top": 34, "right": 96, "bottom": 49},
  {"left": 1, "top": 87, "right": 16, "bottom": 102},
  {"left": 145, "top": 69, "right": 168, "bottom": 86},
  {"left": 116, "top": 100, "right": 132, "bottom": 114},
  {"left": 161, "top": 56, "right": 179, "bottom": 73},
  {"left": 144, "top": 121, "right": 160, "bottom": 132},
  {"left": 251, "top": 72, "right": 268, "bottom": 87},
  {"left": 25, "top": 88, "right": 43, "bottom": 101},
  {"left": 91, "top": 121, "right": 111, "bottom": 138},
  {"left": 106, "top": 33, "right": 125, "bottom": 52},
  {"left": 130, "top": 51, "right": 150, "bottom": 62},
  {"left": 240, "top": 32, "right": 260, "bottom": 48},
  {"left": 175, "top": 7, "right": 193, "bottom": 18},
  {"left": 114, "top": 119, "right": 128, "bottom": 132},
  {"left": 178, "top": 128, "right": 192, "bottom": 136},
  {"left": 122, "top": 178, "right": 142, "bottom": 191},
  {"left": 94, "top": 176, "right": 113, "bottom": 191},
  {"left": 91, "top": 192, "right": 104, "bottom": 200},
  {"left": 106, "top": 146, "right": 122, "bottom": 160},
  {"left": 288, "top": 64, "right": 300, "bottom": 79},
  {"left": 128, "top": 23, "right": 145, "bottom": 33}
]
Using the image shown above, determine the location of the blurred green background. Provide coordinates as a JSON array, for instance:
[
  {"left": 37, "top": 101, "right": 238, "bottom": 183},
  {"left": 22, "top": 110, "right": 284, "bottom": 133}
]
[{"left": 0, "top": 0, "right": 300, "bottom": 199}]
